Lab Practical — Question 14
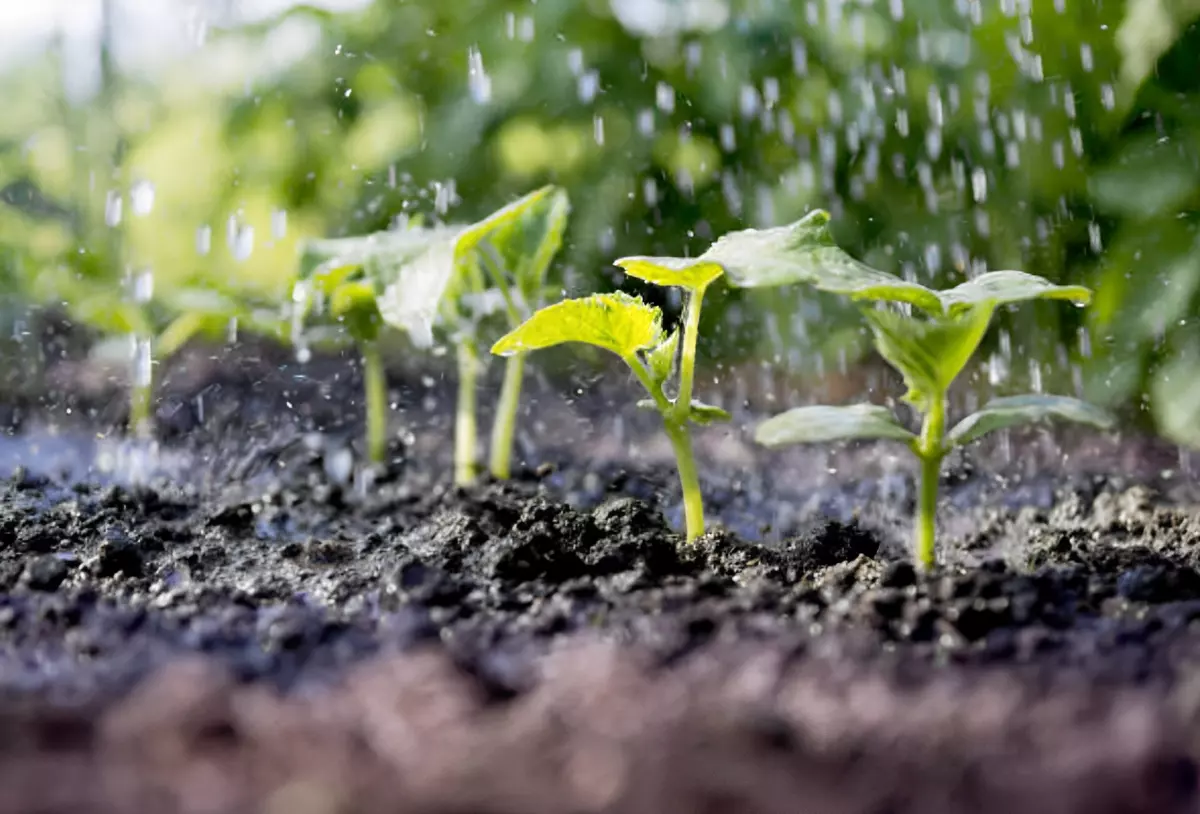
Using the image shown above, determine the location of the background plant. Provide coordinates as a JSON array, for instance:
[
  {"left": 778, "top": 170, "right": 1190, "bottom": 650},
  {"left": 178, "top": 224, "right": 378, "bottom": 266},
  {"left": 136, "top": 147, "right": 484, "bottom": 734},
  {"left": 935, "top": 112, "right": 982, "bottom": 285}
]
[
  {"left": 297, "top": 186, "right": 568, "bottom": 476},
  {"left": 0, "top": 0, "right": 1199, "bottom": 444}
]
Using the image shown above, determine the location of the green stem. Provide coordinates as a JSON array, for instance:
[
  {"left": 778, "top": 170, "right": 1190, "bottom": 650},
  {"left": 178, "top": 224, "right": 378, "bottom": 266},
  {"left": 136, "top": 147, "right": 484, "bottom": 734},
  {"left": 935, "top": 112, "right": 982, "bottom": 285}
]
[
  {"left": 362, "top": 342, "right": 388, "bottom": 465},
  {"left": 488, "top": 352, "right": 525, "bottom": 480},
  {"left": 672, "top": 286, "right": 706, "bottom": 424},
  {"left": 914, "top": 394, "right": 947, "bottom": 571},
  {"left": 665, "top": 421, "right": 705, "bottom": 543},
  {"left": 455, "top": 339, "right": 479, "bottom": 486}
]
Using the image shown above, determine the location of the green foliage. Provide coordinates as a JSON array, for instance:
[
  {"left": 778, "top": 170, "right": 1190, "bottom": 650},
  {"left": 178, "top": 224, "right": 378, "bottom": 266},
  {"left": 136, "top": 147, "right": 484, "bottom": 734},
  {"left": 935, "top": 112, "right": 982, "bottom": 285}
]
[
  {"left": 493, "top": 268, "right": 729, "bottom": 541},
  {"left": 750, "top": 212, "right": 1114, "bottom": 569}
]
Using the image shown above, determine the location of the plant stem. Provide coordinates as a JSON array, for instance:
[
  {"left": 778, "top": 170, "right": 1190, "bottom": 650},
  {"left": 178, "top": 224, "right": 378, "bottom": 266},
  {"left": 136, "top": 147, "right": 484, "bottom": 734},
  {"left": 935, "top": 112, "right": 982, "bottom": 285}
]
[
  {"left": 129, "top": 382, "right": 152, "bottom": 440},
  {"left": 914, "top": 394, "right": 947, "bottom": 570},
  {"left": 671, "top": 286, "right": 706, "bottom": 424},
  {"left": 664, "top": 420, "right": 705, "bottom": 543},
  {"left": 488, "top": 352, "right": 525, "bottom": 480},
  {"left": 455, "top": 339, "right": 479, "bottom": 486},
  {"left": 361, "top": 341, "right": 388, "bottom": 466}
]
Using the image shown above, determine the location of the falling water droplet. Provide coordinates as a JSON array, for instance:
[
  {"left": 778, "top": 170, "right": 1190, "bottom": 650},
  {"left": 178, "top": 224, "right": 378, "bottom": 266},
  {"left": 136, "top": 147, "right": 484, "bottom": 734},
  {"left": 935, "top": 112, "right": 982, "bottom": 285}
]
[
  {"left": 105, "top": 191, "right": 123, "bottom": 227},
  {"left": 130, "top": 180, "right": 155, "bottom": 217},
  {"left": 233, "top": 226, "right": 254, "bottom": 261},
  {"left": 196, "top": 225, "right": 212, "bottom": 256},
  {"left": 467, "top": 46, "right": 492, "bottom": 104},
  {"left": 271, "top": 209, "right": 288, "bottom": 240}
]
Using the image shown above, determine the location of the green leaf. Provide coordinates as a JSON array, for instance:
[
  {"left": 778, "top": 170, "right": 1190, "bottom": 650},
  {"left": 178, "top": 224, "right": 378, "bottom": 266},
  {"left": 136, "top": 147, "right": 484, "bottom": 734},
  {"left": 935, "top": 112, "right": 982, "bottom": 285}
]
[
  {"left": 862, "top": 303, "right": 995, "bottom": 412},
  {"left": 1153, "top": 351, "right": 1200, "bottom": 448},
  {"left": 156, "top": 312, "right": 215, "bottom": 359},
  {"left": 646, "top": 329, "right": 679, "bottom": 385},
  {"left": 455, "top": 186, "right": 556, "bottom": 262},
  {"left": 755, "top": 404, "right": 916, "bottom": 447},
  {"left": 613, "top": 256, "right": 724, "bottom": 291},
  {"left": 688, "top": 400, "right": 732, "bottom": 425},
  {"left": 331, "top": 281, "right": 383, "bottom": 343},
  {"left": 938, "top": 271, "right": 1092, "bottom": 315},
  {"left": 491, "top": 292, "right": 663, "bottom": 359},
  {"left": 701, "top": 210, "right": 943, "bottom": 310},
  {"left": 947, "top": 395, "right": 1117, "bottom": 447},
  {"left": 517, "top": 188, "right": 570, "bottom": 307}
]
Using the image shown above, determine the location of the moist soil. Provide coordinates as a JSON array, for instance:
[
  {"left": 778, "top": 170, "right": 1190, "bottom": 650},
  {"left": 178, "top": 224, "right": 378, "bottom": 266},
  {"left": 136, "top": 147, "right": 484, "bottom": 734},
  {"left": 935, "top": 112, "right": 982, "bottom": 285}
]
[{"left": 1, "top": 338, "right": 1200, "bottom": 813}]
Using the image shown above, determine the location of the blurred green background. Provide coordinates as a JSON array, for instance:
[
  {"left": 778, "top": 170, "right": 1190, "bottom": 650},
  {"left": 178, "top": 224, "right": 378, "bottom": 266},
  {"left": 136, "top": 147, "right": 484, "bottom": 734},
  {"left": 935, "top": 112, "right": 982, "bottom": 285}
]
[{"left": 1, "top": 0, "right": 1198, "bottom": 442}]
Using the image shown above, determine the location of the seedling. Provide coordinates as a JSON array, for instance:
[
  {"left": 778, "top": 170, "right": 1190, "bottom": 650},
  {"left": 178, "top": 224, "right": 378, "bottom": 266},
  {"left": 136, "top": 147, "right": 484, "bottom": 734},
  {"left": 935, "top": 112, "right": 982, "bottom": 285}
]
[
  {"left": 492, "top": 259, "right": 730, "bottom": 542},
  {"left": 626, "top": 210, "right": 1115, "bottom": 568},
  {"left": 296, "top": 186, "right": 569, "bottom": 478}
]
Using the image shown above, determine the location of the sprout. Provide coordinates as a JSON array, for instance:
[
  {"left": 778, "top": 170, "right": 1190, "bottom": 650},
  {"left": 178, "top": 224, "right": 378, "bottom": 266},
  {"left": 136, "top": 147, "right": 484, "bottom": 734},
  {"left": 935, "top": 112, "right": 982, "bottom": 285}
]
[
  {"left": 295, "top": 187, "right": 569, "bottom": 480},
  {"left": 492, "top": 260, "right": 729, "bottom": 543},
  {"left": 631, "top": 209, "right": 1115, "bottom": 568}
]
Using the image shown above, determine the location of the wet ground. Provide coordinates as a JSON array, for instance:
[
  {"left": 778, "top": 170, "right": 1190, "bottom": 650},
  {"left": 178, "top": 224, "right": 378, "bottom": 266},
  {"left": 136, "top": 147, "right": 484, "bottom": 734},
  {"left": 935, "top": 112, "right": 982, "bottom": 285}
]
[{"left": 1, "top": 339, "right": 1200, "bottom": 813}]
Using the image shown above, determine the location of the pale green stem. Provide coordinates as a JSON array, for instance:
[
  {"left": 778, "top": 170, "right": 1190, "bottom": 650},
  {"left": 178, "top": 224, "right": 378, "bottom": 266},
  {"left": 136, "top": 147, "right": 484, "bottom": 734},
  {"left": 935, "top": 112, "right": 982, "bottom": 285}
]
[
  {"left": 914, "top": 394, "right": 947, "bottom": 571},
  {"left": 664, "top": 420, "right": 705, "bottom": 542},
  {"left": 625, "top": 345, "right": 705, "bottom": 543},
  {"left": 488, "top": 352, "right": 525, "bottom": 480},
  {"left": 129, "top": 381, "right": 152, "bottom": 439},
  {"left": 361, "top": 342, "right": 388, "bottom": 466},
  {"left": 671, "top": 286, "right": 706, "bottom": 424},
  {"left": 455, "top": 339, "right": 479, "bottom": 486}
]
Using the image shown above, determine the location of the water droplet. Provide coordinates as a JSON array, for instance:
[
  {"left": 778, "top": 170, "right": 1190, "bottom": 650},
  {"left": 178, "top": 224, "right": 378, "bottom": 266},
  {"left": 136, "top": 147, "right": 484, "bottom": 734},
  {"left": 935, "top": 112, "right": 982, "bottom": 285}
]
[
  {"left": 655, "top": 82, "right": 675, "bottom": 113},
  {"left": 104, "top": 191, "right": 123, "bottom": 227},
  {"left": 271, "top": 209, "right": 288, "bottom": 240},
  {"left": 593, "top": 114, "right": 605, "bottom": 145},
  {"left": 130, "top": 180, "right": 155, "bottom": 217},
  {"left": 131, "top": 269, "right": 153, "bottom": 303},
  {"left": 467, "top": 46, "right": 492, "bottom": 104},
  {"left": 132, "top": 337, "right": 153, "bottom": 389},
  {"left": 195, "top": 225, "right": 212, "bottom": 256},
  {"left": 233, "top": 226, "right": 254, "bottom": 262}
]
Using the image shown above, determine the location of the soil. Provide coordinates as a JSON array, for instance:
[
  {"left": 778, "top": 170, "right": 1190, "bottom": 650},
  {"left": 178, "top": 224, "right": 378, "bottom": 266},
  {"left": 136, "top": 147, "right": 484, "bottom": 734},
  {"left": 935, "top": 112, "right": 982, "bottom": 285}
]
[{"left": 1, "top": 337, "right": 1200, "bottom": 813}]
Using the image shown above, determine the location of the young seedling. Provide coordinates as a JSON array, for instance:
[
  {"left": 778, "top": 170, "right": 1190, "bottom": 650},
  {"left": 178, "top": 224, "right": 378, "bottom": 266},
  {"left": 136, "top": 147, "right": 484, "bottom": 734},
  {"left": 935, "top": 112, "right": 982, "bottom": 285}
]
[
  {"left": 296, "top": 186, "right": 569, "bottom": 479},
  {"left": 492, "top": 260, "right": 730, "bottom": 542},
  {"left": 624, "top": 210, "right": 1115, "bottom": 569}
]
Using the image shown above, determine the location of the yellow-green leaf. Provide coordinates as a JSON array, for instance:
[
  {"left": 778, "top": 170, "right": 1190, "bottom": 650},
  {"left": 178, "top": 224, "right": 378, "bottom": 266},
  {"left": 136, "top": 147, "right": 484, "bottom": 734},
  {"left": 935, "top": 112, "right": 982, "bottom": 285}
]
[
  {"left": 688, "top": 400, "right": 731, "bottom": 425},
  {"left": 613, "top": 256, "right": 724, "bottom": 291},
  {"left": 939, "top": 271, "right": 1092, "bottom": 315},
  {"left": 491, "top": 292, "right": 663, "bottom": 359},
  {"left": 455, "top": 185, "right": 556, "bottom": 262}
]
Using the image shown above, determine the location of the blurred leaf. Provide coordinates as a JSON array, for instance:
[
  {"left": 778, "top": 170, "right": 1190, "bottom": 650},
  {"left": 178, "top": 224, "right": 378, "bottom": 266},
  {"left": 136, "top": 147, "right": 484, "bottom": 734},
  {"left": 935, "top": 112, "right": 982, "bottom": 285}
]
[
  {"left": 938, "top": 272, "right": 1093, "bottom": 314},
  {"left": 755, "top": 404, "right": 916, "bottom": 447},
  {"left": 1089, "top": 134, "right": 1200, "bottom": 217},
  {"left": 687, "top": 400, "right": 732, "bottom": 425},
  {"left": 947, "top": 395, "right": 1117, "bottom": 447},
  {"left": 491, "top": 292, "right": 663, "bottom": 359}
]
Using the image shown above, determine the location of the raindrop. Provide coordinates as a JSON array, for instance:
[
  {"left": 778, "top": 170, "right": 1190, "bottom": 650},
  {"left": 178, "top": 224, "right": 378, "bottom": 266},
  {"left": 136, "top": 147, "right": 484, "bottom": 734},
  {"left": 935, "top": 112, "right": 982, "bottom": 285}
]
[
  {"left": 131, "top": 269, "right": 153, "bottom": 303},
  {"left": 271, "top": 209, "right": 288, "bottom": 240},
  {"left": 719, "top": 123, "right": 736, "bottom": 152},
  {"left": 567, "top": 48, "right": 584, "bottom": 75},
  {"left": 593, "top": 115, "right": 605, "bottom": 145},
  {"left": 467, "top": 46, "right": 492, "bottom": 104},
  {"left": 1100, "top": 84, "right": 1116, "bottom": 110},
  {"left": 130, "top": 180, "right": 155, "bottom": 217},
  {"left": 104, "top": 190, "right": 123, "bottom": 227},
  {"left": 637, "top": 109, "right": 655, "bottom": 136},
  {"left": 196, "top": 225, "right": 212, "bottom": 256},
  {"left": 1088, "top": 221, "right": 1103, "bottom": 252},
  {"left": 578, "top": 71, "right": 599, "bottom": 103},
  {"left": 971, "top": 167, "right": 988, "bottom": 202},
  {"left": 132, "top": 337, "right": 153, "bottom": 389},
  {"left": 656, "top": 82, "right": 675, "bottom": 113},
  {"left": 233, "top": 226, "right": 254, "bottom": 262}
]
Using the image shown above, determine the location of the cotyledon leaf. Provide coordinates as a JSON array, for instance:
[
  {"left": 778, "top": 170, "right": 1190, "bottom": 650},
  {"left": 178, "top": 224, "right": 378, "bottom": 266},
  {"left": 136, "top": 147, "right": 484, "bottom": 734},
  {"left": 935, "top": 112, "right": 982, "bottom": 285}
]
[
  {"left": 946, "top": 395, "right": 1116, "bottom": 447},
  {"left": 755, "top": 403, "right": 916, "bottom": 448},
  {"left": 455, "top": 185, "right": 556, "bottom": 261},
  {"left": 491, "top": 292, "right": 663, "bottom": 359}
]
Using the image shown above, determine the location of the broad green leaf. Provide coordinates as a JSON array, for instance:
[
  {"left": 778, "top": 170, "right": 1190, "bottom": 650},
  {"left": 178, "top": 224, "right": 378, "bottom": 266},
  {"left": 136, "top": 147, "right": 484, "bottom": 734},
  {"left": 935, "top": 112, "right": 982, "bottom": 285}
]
[
  {"left": 688, "top": 400, "right": 732, "bottom": 425},
  {"left": 491, "top": 292, "right": 663, "bottom": 359},
  {"left": 755, "top": 404, "right": 916, "bottom": 448},
  {"left": 703, "top": 210, "right": 943, "bottom": 310},
  {"left": 947, "top": 395, "right": 1117, "bottom": 447},
  {"left": 614, "top": 257, "right": 724, "bottom": 290},
  {"left": 646, "top": 329, "right": 679, "bottom": 385},
  {"left": 938, "top": 271, "right": 1092, "bottom": 315},
  {"left": 862, "top": 303, "right": 994, "bottom": 412}
]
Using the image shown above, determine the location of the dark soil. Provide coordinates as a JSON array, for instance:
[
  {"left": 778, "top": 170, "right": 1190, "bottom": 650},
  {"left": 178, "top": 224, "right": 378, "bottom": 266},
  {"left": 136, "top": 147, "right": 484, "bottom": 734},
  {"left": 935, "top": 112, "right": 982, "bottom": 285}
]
[{"left": 1, "top": 338, "right": 1200, "bottom": 813}]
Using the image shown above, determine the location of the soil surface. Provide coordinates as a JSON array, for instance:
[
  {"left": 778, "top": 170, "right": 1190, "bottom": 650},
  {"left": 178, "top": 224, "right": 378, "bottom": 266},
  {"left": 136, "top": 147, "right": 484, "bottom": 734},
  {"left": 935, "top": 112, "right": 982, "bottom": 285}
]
[{"left": 1, "top": 338, "right": 1200, "bottom": 813}]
